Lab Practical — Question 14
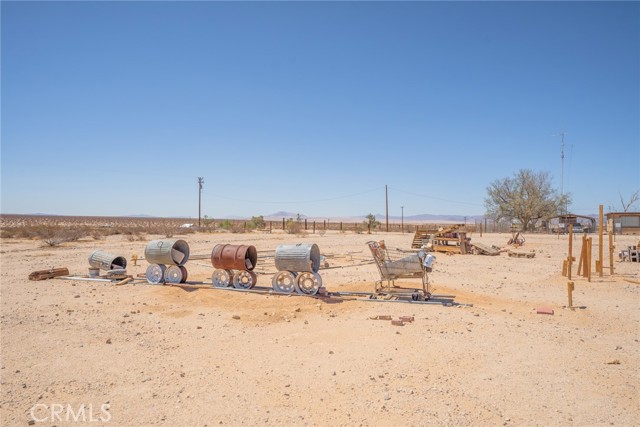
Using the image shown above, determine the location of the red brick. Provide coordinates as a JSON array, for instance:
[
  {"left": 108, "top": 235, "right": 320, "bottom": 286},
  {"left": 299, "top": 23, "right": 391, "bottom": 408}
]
[
  {"left": 391, "top": 320, "right": 404, "bottom": 326},
  {"left": 536, "top": 306, "right": 554, "bottom": 315}
]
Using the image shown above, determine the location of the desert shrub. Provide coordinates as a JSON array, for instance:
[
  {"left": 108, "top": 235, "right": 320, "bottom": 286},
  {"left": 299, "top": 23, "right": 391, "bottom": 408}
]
[
  {"left": 218, "top": 220, "right": 233, "bottom": 231},
  {"left": 125, "top": 232, "right": 146, "bottom": 242},
  {"left": 248, "top": 216, "right": 266, "bottom": 230},
  {"left": 285, "top": 217, "right": 306, "bottom": 236}
]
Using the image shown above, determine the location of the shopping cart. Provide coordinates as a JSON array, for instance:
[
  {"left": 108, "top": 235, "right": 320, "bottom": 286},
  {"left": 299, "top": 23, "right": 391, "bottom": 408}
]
[{"left": 367, "top": 240, "right": 434, "bottom": 300}]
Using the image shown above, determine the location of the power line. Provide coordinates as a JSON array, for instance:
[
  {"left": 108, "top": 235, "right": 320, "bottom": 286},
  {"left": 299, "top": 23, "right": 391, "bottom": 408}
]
[
  {"left": 388, "top": 187, "right": 483, "bottom": 206},
  {"left": 201, "top": 186, "right": 384, "bottom": 205}
]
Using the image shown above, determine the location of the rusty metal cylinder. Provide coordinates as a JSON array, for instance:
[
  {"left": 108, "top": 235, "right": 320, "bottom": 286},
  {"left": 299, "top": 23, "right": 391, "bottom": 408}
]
[
  {"left": 275, "top": 243, "right": 320, "bottom": 273},
  {"left": 144, "top": 239, "right": 190, "bottom": 266},
  {"left": 211, "top": 244, "right": 257, "bottom": 271},
  {"left": 88, "top": 250, "right": 127, "bottom": 271}
]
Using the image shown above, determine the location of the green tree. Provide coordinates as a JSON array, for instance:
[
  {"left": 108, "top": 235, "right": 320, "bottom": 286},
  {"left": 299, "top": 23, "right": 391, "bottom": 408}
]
[
  {"left": 363, "top": 213, "right": 380, "bottom": 233},
  {"left": 485, "top": 169, "right": 569, "bottom": 231}
]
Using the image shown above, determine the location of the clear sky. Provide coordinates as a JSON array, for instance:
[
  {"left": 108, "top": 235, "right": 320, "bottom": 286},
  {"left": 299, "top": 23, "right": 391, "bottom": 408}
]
[{"left": 2, "top": 1, "right": 638, "bottom": 219}]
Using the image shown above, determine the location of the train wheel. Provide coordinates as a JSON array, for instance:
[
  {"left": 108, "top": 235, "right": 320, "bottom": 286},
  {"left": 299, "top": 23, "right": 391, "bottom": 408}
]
[
  {"left": 179, "top": 266, "right": 188, "bottom": 283},
  {"left": 295, "top": 272, "right": 322, "bottom": 295},
  {"left": 212, "top": 269, "right": 233, "bottom": 288},
  {"left": 164, "top": 265, "right": 184, "bottom": 284},
  {"left": 233, "top": 270, "right": 257, "bottom": 289},
  {"left": 272, "top": 271, "right": 296, "bottom": 294},
  {"left": 146, "top": 264, "right": 166, "bottom": 284}
]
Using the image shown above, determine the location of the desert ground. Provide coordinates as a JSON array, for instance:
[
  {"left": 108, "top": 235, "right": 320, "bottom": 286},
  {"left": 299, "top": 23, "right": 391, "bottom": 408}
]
[{"left": 1, "top": 228, "right": 638, "bottom": 426}]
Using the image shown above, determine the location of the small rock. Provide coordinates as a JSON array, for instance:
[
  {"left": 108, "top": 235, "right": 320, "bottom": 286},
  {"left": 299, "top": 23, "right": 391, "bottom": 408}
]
[
  {"left": 606, "top": 359, "right": 621, "bottom": 365},
  {"left": 106, "top": 338, "right": 112, "bottom": 344},
  {"left": 232, "top": 315, "right": 240, "bottom": 320}
]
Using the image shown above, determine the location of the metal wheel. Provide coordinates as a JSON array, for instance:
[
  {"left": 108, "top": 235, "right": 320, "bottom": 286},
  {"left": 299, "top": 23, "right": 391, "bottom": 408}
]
[
  {"left": 164, "top": 265, "right": 184, "bottom": 284},
  {"left": 233, "top": 270, "right": 257, "bottom": 289},
  {"left": 212, "top": 269, "right": 234, "bottom": 288},
  {"left": 295, "top": 272, "right": 322, "bottom": 295},
  {"left": 179, "top": 266, "right": 188, "bottom": 283},
  {"left": 146, "top": 264, "right": 166, "bottom": 284},
  {"left": 272, "top": 271, "right": 296, "bottom": 294}
]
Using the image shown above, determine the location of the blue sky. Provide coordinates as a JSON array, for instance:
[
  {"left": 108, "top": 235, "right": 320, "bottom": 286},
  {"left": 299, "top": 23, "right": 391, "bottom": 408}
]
[{"left": 2, "top": 1, "right": 638, "bottom": 219}]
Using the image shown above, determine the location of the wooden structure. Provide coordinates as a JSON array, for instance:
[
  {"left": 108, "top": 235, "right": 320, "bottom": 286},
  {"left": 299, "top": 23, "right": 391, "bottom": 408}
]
[
  {"left": 411, "top": 227, "right": 441, "bottom": 248},
  {"left": 412, "top": 225, "right": 471, "bottom": 254},
  {"left": 606, "top": 212, "right": 640, "bottom": 235}
]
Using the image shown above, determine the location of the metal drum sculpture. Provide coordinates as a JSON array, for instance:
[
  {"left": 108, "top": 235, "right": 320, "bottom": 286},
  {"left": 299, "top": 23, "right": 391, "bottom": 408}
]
[
  {"left": 211, "top": 244, "right": 258, "bottom": 289},
  {"left": 88, "top": 250, "right": 127, "bottom": 271},
  {"left": 272, "top": 243, "right": 322, "bottom": 295},
  {"left": 144, "top": 239, "right": 190, "bottom": 284}
]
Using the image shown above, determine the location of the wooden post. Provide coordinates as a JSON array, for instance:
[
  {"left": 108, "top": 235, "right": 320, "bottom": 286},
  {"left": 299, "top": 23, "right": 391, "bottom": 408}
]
[
  {"left": 313, "top": 221, "right": 316, "bottom": 234},
  {"left": 577, "top": 235, "right": 586, "bottom": 276},
  {"left": 609, "top": 232, "right": 614, "bottom": 275},
  {"left": 340, "top": 222, "right": 343, "bottom": 231},
  {"left": 568, "top": 224, "right": 573, "bottom": 280},
  {"left": 480, "top": 222, "right": 483, "bottom": 237},
  {"left": 305, "top": 219, "right": 308, "bottom": 230},
  {"left": 567, "top": 281, "right": 574, "bottom": 308},
  {"left": 282, "top": 218, "right": 285, "bottom": 230},
  {"left": 562, "top": 260, "right": 568, "bottom": 277},
  {"left": 323, "top": 220, "right": 326, "bottom": 230},
  {"left": 132, "top": 254, "right": 138, "bottom": 266},
  {"left": 587, "top": 237, "right": 592, "bottom": 282},
  {"left": 598, "top": 204, "right": 604, "bottom": 276},
  {"left": 269, "top": 221, "right": 272, "bottom": 233}
]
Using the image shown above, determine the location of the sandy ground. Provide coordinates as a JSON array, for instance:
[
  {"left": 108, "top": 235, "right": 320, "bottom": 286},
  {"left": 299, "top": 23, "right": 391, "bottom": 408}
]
[{"left": 1, "top": 230, "right": 639, "bottom": 426}]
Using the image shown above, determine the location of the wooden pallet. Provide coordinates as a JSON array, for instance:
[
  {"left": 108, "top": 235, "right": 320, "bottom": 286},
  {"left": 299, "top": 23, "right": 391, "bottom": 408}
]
[
  {"left": 508, "top": 250, "right": 535, "bottom": 258},
  {"left": 471, "top": 242, "right": 501, "bottom": 256}
]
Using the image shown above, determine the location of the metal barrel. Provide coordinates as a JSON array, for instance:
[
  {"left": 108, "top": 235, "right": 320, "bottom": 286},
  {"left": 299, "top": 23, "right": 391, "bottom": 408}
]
[
  {"left": 144, "top": 239, "right": 190, "bottom": 266},
  {"left": 274, "top": 243, "right": 320, "bottom": 273},
  {"left": 211, "top": 244, "right": 257, "bottom": 271},
  {"left": 88, "top": 250, "right": 127, "bottom": 271}
]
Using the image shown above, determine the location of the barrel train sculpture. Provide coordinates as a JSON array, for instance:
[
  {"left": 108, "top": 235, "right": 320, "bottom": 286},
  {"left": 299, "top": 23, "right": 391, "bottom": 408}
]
[
  {"left": 144, "top": 239, "right": 190, "bottom": 284},
  {"left": 143, "top": 240, "right": 323, "bottom": 296}
]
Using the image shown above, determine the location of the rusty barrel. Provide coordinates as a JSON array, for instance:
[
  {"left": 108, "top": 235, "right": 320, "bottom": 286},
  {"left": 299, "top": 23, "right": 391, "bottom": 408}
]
[
  {"left": 88, "top": 250, "right": 127, "bottom": 271},
  {"left": 275, "top": 243, "right": 320, "bottom": 273},
  {"left": 145, "top": 239, "right": 190, "bottom": 266},
  {"left": 211, "top": 244, "right": 257, "bottom": 271}
]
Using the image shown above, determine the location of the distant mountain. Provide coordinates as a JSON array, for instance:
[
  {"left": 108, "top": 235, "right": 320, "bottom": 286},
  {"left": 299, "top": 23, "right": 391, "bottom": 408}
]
[{"left": 265, "top": 211, "right": 307, "bottom": 219}]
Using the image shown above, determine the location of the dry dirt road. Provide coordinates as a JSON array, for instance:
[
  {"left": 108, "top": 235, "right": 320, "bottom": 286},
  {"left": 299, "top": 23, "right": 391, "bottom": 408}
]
[{"left": 1, "top": 231, "right": 638, "bottom": 426}]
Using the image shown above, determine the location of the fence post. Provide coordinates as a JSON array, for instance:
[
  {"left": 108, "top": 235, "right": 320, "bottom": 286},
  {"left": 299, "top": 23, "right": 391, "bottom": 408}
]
[
  {"left": 305, "top": 219, "right": 308, "bottom": 230},
  {"left": 313, "top": 221, "right": 316, "bottom": 233}
]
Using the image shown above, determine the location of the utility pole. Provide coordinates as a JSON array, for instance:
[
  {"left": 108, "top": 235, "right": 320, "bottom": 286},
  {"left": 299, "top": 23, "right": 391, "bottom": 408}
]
[
  {"left": 401, "top": 206, "right": 404, "bottom": 233},
  {"left": 198, "top": 177, "right": 204, "bottom": 227},
  {"left": 385, "top": 185, "right": 389, "bottom": 232},
  {"left": 554, "top": 131, "right": 567, "bottom": 214}
]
